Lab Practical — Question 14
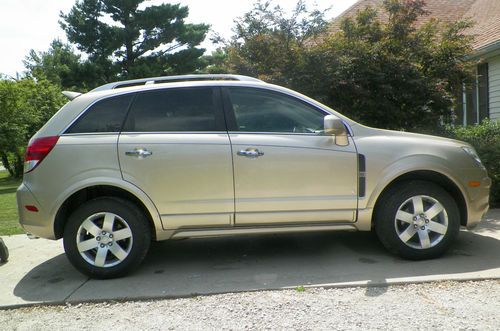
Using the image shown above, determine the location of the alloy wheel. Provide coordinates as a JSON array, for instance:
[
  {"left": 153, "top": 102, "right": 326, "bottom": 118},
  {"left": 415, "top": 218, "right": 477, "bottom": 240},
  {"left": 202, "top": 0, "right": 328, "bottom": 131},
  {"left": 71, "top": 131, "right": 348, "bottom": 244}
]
[
  {"left": 76, "top": 212, "right": 133, "bottom": 267},
  {"left": 394, "top": 195, "right": 448, "bottom": 250}
]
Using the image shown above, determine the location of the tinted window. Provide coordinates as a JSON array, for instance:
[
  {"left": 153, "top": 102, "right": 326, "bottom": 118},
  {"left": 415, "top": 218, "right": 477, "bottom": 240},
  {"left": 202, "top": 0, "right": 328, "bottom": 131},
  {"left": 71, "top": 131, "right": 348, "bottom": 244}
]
[
  {"left": 227, "top": 88, "right": 324, "bottom": 133},
  {"left": 66, "top": 94, "right": 133, "bottom": 133},
  {"left": 124, "top": 88, "right": 218, "bottom": 132}
]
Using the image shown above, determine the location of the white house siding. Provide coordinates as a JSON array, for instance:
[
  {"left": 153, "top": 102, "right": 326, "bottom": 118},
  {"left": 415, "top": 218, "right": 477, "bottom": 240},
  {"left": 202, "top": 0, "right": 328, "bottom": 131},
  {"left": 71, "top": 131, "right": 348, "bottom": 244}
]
[{"left": 489, "top": 54, "right": 500, "bottom": 120}]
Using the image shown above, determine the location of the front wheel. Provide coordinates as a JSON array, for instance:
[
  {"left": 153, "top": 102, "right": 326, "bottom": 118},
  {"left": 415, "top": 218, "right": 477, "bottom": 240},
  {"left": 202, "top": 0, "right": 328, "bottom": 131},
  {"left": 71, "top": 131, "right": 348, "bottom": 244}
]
[
  {"left": 375, "top": 180, "right": 460, "bottom": 260},
  {"left": 63, "top": 197, "right": 151, "bottom": 279}
]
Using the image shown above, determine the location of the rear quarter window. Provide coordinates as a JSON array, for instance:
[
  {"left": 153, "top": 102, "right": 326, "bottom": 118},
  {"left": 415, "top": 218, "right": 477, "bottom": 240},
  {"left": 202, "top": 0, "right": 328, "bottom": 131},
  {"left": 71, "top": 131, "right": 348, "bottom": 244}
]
[
  {"left": 123, "top": 87, "right": 220, "bottom": 132},
  {"left": 65, "top": 94, "right": 134, "bottom": 134}
]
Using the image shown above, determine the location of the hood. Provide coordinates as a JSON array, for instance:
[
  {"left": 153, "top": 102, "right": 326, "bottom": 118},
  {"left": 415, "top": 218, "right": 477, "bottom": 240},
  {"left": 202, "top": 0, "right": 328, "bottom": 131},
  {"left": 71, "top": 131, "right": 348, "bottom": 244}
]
[{"left": 350, "top": 123, "right": 469, "bottom": 148}]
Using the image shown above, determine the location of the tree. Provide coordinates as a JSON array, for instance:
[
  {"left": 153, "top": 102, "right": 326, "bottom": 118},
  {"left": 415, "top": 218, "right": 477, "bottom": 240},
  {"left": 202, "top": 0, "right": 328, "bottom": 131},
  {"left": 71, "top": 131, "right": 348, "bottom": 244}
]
[
  {"left": 24, "top": 39, "right": 108, "bottom": 91},
  {"left": 298, "top": 0, "right": 474, "bottom": 131},
  {"left": 224, "top": 0, "right": 474, "bottom": 131},
  {"left": 60, "top": 0, "right": 210, "bottom": 79},
  {"left": 223, "top": 0, "right": 328, "bottom": 85},
  {"left": 0, "top": 78, "right": 66, "bottom": 177},
  {"left": 198, "top": 48, "right": 230, "bottom": 74}
]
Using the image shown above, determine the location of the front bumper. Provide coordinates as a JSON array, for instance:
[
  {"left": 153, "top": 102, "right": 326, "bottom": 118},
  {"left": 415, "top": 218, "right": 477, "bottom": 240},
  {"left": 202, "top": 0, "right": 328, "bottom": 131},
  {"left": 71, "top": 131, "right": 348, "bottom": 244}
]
[{"left": 465, "top": 176, "right": 491, "bottom": 229}]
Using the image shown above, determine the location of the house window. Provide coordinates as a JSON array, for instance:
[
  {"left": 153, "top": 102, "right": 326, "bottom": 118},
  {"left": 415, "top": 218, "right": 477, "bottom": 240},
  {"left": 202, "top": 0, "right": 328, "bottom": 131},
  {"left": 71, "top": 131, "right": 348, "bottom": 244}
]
[
  {"left": 478, "top": 63, "right": 489, "bottom": 122},
  {"left": 457, "top": 63, "right": 489, "bottom": 126}
]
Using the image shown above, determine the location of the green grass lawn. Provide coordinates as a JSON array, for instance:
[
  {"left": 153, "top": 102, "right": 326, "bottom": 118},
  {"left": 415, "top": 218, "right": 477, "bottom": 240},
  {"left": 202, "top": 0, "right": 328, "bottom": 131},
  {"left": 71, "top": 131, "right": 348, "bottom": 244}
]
[{"left": 0, "top": 170, "right": 23, "bottom": 235}]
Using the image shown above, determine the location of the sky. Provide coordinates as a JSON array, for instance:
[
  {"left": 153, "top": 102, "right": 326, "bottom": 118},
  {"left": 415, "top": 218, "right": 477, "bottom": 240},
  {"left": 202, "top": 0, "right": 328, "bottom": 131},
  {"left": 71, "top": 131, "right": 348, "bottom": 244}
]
[{"left": 0, "top": 0, "right": 357, "bottom": 78}]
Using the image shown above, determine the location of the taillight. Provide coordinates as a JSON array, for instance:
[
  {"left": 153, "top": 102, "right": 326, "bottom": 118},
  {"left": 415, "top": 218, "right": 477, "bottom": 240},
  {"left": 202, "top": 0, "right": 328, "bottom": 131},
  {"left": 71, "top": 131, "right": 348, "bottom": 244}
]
[{"left": 24, "top": 136, "right": 60, "bottom": 173}]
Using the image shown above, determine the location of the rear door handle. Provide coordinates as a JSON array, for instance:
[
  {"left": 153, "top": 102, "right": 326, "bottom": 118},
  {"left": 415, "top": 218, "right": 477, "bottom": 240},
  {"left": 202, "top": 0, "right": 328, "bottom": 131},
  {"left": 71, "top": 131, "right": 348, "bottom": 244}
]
[
  {"left": 237, "top": 148, "right": 264, "bottom": 158},
  {"left": 125, "top": 148, "right": 153, "bottom": 158}
]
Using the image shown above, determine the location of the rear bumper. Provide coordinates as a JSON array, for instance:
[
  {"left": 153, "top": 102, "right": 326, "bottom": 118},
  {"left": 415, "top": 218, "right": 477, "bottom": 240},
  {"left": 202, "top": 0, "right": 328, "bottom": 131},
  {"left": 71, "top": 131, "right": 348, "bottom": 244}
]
[
  {"left": 465, "top": 176, "right": 491, "bottom": 229},
  {"left": 16, "top": 183, "right": 56, "bottom": 239}
]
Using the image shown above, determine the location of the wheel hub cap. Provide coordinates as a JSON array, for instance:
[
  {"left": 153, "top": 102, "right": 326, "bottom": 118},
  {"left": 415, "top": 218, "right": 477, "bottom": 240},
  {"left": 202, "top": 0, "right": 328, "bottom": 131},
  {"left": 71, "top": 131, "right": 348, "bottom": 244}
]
[
  {"left": 414, "top": 215, "right": 427, "bottom": 228},
  {"left": 99, "top": 234, "right": 112, "bottom": 244}
]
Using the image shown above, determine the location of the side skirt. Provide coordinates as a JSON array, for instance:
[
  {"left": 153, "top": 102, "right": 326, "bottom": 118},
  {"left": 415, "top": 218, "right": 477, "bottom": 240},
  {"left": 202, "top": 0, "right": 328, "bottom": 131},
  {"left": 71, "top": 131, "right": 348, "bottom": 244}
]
[{"left": 169, "top": 223, "right": 358, "bottom": 240}]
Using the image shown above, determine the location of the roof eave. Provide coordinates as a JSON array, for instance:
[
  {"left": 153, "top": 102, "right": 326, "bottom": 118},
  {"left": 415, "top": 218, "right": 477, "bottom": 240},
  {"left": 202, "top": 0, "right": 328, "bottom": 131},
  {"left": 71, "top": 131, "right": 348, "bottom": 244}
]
[{"left": 471, "top": 40, "right": 500, "bottom": 59}]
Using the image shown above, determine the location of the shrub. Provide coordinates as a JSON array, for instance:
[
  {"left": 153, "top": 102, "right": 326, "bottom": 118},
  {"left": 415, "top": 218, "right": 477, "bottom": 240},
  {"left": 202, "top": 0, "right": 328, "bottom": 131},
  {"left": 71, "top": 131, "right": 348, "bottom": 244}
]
[
  {"left": 0, "top": 78, "right": 65, "bottom": 178},
  {"left": 443, "top": 120, "right": 500, "bottom": 207}
]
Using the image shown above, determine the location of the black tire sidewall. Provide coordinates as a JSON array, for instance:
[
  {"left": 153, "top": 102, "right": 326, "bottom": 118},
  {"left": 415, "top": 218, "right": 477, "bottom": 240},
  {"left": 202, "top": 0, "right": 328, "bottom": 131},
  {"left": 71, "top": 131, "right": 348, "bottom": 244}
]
[
  {"left": 375, "top": 180, "right": 460, "bottom": 260},
  {"left": 0, "top": 238, "right": 9, "bottom": 263},
  {"left": 63, "top": 197, "right": 151, "bottom": 279}
]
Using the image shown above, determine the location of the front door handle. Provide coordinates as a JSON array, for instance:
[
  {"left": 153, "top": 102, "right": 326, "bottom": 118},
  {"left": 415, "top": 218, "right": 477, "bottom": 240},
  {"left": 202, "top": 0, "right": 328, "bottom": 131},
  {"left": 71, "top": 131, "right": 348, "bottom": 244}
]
[
  {"left": 237, "top": 148, "right": 264, "bottom": 158},
  {"left": 125, "top": 148, "right": 153, "bottom": 159}
]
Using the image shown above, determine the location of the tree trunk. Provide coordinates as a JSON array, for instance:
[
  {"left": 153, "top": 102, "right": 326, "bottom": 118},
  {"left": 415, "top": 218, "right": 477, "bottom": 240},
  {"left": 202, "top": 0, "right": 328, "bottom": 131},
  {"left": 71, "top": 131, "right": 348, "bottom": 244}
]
[
  {"left": 13, "top": 152, "right": 24, "bottom": 178},
  {"left": 0, "top": 151, "right": 15, "bottom": 177}
]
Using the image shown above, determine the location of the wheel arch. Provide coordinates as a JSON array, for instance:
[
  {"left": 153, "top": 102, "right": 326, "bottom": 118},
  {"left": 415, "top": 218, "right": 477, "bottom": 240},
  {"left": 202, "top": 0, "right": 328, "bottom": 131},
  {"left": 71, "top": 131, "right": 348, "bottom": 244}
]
[
  {"left": 372, "top": 170, "right": 468, "bottom": 228},
  {"left": 54, "top": 185, "right": 161, "bottom": 240}
]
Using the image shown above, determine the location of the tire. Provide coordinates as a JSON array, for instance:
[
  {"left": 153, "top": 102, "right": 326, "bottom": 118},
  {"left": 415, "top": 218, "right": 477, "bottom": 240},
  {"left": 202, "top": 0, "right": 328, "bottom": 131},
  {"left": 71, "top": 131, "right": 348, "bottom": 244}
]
[
  {"left": 374, "top": 180, "right": 460, "bottom": 260},
  {"left": 63, "top": 197, "right": 151, "bottom": 279},
  {"left": 0, "top": 238, "right": 9, "bottom": 264}
]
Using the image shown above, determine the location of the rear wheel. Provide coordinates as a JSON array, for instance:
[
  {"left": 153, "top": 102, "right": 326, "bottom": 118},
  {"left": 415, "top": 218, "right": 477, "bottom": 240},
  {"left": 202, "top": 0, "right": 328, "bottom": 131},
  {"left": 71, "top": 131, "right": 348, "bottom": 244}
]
[
  {"left": 63, "top": 197, "right": 151, "bottom": 279},
  {"left": 375, "top": 180, "right": 460, "bottom": 260}
]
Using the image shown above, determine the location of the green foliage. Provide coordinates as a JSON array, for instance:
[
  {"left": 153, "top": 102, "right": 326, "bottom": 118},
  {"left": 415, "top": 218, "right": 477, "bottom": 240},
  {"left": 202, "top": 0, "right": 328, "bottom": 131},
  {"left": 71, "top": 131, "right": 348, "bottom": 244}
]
[
  {"left": 0, "top": 170, "right": 23, "bottom": 235},
  {"left": 24, "top": 39, "right": 107, "bottom": 91},
  {"left": 223, "top": 0, "right": 328, "bottom": 85},
  {"left": 0, "top": 78, "right": 66, "bottom": 178},
  {"left": 199, "top": 48, "right": 230, "bottom": 74},
  {"left": 443, "top": 120, "right": 500, "bottom": 207},
  {"left": 59, "top": 0, "right": 210, "bottom": 79},
  {"left": 295, "top": 285, "right": 306, "bottom": 292},
  {"left": 225, "top": 0, "right": 474, "bottom": 132},
  {"left": 298, "top": 0, "right": 474, "bottom": 131}
]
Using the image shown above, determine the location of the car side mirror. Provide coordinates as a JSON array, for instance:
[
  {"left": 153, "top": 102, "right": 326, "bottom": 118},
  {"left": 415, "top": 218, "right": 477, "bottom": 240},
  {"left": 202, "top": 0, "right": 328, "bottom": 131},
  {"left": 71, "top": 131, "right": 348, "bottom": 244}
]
[{"left": 324, "top": 115, "right": 349, "bottom": 146}]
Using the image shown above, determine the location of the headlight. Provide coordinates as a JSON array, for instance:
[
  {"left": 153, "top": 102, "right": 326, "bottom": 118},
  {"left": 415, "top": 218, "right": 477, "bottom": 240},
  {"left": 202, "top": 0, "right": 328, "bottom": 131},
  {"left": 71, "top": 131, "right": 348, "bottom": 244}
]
[{"left": 462, "top": 146, "right": 483, "bottom": 167}]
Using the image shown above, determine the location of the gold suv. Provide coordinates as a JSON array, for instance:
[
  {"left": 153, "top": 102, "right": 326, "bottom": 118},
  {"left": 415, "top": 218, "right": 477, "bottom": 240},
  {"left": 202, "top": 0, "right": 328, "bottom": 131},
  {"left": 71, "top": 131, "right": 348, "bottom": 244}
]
[{"left": 17, "top": 75, "right": 491, "bottom": 278}]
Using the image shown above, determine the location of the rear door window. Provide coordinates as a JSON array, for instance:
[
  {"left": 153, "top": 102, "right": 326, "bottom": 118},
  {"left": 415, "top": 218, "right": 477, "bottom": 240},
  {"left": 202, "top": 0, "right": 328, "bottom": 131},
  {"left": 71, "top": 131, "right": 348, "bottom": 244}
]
[
  {"left": 65, "top": 94, "right": 133, "bottom": 134},
  {"left": 123, "top": 87, "right": 222, "bottom": 132}
]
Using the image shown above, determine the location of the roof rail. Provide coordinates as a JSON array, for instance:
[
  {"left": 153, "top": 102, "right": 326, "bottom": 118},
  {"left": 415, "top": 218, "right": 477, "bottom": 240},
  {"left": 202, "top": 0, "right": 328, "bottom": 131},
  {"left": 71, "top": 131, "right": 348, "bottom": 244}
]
[{"left": 90, "top": 74, "right": 263, "bottom": 92}]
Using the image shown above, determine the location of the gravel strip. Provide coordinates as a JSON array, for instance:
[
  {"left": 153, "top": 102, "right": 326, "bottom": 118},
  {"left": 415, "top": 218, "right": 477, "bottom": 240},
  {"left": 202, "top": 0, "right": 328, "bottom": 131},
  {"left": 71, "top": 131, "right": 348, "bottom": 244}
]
[{"left": 1, "top": 280, "right": 499, "bottom": 330}]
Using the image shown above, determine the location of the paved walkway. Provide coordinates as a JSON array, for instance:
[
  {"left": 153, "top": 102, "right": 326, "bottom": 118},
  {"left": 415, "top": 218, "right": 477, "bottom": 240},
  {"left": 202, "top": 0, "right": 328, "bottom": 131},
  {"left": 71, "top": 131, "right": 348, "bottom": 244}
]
[{"left": 1, "top": 210, "right": 499, "bottom": 309}]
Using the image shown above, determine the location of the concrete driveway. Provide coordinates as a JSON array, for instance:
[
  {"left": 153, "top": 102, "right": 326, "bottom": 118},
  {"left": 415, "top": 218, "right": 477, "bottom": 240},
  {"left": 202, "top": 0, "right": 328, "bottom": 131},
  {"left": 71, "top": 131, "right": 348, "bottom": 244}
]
[{"left": 1, "top": 210, "right": 499, "bottom": 309}]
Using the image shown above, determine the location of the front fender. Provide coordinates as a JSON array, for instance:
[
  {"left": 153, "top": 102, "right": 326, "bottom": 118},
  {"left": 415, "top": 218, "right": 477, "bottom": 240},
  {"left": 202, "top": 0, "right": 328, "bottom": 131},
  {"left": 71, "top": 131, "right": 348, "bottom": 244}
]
[{"left": 363, "top": 154, "right": 469, "bottom": 210}]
